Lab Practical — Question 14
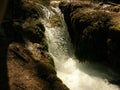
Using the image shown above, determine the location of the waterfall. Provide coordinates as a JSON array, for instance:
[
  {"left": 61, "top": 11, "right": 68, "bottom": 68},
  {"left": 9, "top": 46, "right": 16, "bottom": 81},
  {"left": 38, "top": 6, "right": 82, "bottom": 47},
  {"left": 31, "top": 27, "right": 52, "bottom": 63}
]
[{"left": 38, "top": 2, "right": 120, "bottom": 90}]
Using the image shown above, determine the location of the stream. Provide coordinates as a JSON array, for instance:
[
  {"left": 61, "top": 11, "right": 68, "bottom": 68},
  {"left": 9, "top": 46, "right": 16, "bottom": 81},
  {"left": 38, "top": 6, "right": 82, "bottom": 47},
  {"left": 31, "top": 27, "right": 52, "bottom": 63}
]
[{"left": 38, "top": 1, "right": 120, "bottom": 90}]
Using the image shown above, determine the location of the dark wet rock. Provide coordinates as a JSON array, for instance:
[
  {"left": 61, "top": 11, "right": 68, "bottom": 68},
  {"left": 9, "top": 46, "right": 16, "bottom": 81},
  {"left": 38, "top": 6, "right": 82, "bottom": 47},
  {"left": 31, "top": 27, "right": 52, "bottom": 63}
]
[{"left": 59, "top": 1, "right": 120, "bottom": 74}]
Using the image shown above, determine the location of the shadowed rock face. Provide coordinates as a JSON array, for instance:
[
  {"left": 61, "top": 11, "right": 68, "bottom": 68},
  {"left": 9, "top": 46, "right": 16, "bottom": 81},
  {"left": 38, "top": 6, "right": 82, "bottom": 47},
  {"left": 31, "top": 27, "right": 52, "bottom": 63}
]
[
  {"left": 0, "top": 0, "right": 69, "bottom": 90},
  {"left": 59, "top": 1, "right": 120, "bottom": 74}
]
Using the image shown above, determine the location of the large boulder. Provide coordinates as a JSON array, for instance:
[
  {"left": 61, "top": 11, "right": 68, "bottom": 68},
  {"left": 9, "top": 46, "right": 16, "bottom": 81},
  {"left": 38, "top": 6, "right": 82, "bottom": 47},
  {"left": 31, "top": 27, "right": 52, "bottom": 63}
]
[
  {"left": 0, "top": 0, "right": 69, "bottom": 90},
  {"left": 59, "top": 1, "right": 120, "bottom": 73}
]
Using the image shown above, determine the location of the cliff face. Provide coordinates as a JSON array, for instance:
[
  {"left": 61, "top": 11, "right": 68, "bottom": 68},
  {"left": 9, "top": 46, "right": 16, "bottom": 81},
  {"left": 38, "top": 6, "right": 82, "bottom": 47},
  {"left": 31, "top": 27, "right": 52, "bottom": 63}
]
[
  {"left": 0, "top": 0, "right": 69, "bottom": 90},
  {"left": 59, "top": 1, "right": 120, "bottom": 73}
]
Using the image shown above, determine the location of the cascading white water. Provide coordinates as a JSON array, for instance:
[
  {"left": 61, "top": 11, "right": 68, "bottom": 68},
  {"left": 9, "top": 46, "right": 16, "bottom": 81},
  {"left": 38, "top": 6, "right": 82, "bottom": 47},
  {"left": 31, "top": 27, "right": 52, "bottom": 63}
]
[{"left": 38, "top": 2, "right": 120, "bottom": 90}]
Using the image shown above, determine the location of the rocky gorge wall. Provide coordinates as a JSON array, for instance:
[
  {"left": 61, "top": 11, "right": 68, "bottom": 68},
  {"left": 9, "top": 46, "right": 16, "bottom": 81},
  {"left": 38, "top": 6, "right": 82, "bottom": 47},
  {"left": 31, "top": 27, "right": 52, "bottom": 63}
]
[
  {"left": 59, "top": 1, "right": 120, "bottom": 75},
  {"left": 0, "top": 0, "right": 69, "bottom": 90}
]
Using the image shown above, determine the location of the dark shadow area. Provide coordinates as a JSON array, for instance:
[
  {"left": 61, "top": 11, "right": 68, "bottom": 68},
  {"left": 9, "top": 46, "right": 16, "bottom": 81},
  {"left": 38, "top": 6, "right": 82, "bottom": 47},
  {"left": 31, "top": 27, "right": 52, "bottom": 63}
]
[
  {"left": 0, "top": 0, "right": 26, "bottom": 88},
  {"left": 0, "top": 0, "right": 15, "bottom": 89},
  {"left": 0, "top": 26, "right": 9, "bottom": 90}
]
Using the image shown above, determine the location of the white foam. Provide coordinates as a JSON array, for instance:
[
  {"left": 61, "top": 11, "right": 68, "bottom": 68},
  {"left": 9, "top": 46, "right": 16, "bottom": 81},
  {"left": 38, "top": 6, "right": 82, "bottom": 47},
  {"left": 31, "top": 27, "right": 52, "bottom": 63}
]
[{"left": 38, "top": 3, "right": 120, "bottom": 90}]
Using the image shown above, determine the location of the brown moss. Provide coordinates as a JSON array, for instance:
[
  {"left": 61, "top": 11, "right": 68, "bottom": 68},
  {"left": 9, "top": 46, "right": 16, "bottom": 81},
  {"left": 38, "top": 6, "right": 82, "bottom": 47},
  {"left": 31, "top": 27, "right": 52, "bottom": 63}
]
[
  {"left": 1, "top": 0, "right": 70, "bottom": 90},
  {"left": 60, "top": 1, "right": 120, "bottom": 74}
]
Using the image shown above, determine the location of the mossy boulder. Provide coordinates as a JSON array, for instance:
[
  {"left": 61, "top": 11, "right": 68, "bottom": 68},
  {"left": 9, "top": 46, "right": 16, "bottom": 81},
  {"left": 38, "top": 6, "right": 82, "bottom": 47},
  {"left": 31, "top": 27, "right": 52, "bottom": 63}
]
[
  {"left": 0, "top": 0, "right": 69, "bottom": 90},
  {"left": 71, "top": 9, "right": 111, "bottom": 62},
  {"left": 59, "top": 1, "right": 120, "bottom": 73}
]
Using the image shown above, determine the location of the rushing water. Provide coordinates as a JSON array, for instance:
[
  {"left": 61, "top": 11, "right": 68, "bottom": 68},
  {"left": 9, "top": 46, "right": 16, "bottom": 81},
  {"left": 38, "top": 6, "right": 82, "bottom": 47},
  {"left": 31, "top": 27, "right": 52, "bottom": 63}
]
[{"left": 38, "top": 2, "right": 120, "bottom": 90}]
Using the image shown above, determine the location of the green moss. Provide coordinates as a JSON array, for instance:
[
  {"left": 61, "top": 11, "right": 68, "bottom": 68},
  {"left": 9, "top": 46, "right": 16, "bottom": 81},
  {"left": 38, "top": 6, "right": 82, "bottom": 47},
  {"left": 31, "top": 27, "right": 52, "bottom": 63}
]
[
  {"left": 41, "top": 38, "right": 48, "bottom": 51},
  {"left": 70, "top": 8, "right": 112, "bottom": 61}
]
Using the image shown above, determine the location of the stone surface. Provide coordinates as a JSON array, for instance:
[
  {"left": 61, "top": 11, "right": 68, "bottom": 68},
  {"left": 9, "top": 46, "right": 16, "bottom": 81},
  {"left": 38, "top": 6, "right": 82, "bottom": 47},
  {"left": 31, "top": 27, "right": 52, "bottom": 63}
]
[
  {"left": 0, "top": 0, "right": 69, "bottom": 90},
  {"left": 59, "top": 1, "right": 120, "bottom": 74}
]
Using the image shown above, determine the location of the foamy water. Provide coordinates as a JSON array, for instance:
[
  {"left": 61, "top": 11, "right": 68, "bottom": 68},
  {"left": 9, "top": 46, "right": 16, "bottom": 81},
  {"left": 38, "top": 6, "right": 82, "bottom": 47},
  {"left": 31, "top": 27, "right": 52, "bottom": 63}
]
[{"left": 37, "top": 2, "right": 120, "bottom": 90}]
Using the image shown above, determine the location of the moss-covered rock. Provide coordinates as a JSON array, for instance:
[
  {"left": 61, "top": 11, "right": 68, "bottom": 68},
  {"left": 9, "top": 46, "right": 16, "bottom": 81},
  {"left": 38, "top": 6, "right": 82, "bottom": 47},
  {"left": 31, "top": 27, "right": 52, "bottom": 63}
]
[
  {"left": 0, "top": 0, "right": 69, "bottom": 90},
  {"left": 59, "top": 1, "right": 120, "bottom": 73}
]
